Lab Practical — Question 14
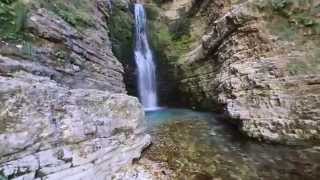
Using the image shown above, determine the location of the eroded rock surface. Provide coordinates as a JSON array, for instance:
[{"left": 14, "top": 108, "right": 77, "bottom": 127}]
[
  {"left": 0, "top": 73, "right": 150, "bottom": 180},
  {"left": 0, "top": 0, "right": 151, "bottom": 179},
  {"left": 1, "top": 2, "right": 125, "bottom": 93},
  {"left": 161, "top": 0, "right": 320, "bottom": 144}
]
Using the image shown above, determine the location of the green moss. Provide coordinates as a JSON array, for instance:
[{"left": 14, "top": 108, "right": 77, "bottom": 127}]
[
  {"left": 149, "top": 22, "right": 172, "bottom": 58},
  {"left": 0, "top": 0, "right": 95, "bottom": 38},
  {"left": 108, "top": 7, "right": 134, "bottom": 64},
  {"left": 173, "top": 35, "right": 195, "bottom": 56},
  {"left": 148, "top": 12, "right": 194, "bottom": 64},
  {"left": 36, "top": 0, "right": 94, "bottom": 29},
  {"left": 257, "top": 0, "right": 320, "bottom": 33},
  {"left": 268, "top": 17, "right": 297, "bottom": 41},
  {"left": 144, "top": 4, "right": 159, "bottom": 21},
  {"left": 255, "top": 0, "right": 320, "bottom": 75},
  {"left": 0, "top": 0, "right": 28, "bottom": 40},
  {"left": 170, "top": 16, "right": 192, "bottom": 40},
  {"left": 151, "top": 24, "right": 194, "bottom": 62},
  {"left": 54, "top": 50, "right": 68, "bottom": 64},
  {"left": 288, "top": 61, "right": 309, "bottom": 75},
  {"left": 271, "top": 0, "right": 289, "bottom": 10},
  {"left": 288, "top": 48, "right": 320, "bottom": 75}
]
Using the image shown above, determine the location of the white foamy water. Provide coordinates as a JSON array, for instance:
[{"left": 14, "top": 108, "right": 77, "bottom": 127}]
[{"left": 134, "top": 4, "right": 159, "bottom": 111}]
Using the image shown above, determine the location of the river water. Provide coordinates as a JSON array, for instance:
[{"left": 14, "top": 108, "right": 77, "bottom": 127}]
[{"left": 144, "top": 108, "right": 320, "bottom": 180}]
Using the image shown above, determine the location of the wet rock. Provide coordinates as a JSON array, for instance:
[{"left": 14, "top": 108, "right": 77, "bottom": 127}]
[{"left": 144, "top": 109, "right": 320, "bottom": 179}]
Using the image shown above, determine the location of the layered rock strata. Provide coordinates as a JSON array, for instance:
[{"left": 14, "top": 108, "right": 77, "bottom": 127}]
[
  {"left": 0, "top": 0, "right": 151, "bottom": 179},
  {"left": 160, "top": 0, "right": 320, "bottom": 144}
]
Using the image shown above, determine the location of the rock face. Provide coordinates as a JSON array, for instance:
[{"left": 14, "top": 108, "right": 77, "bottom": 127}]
[
  {"left": 1, "top": 1, "right": 126, "bottom": 94},
  {"left": 161, "top": 0, "right": 320, "bottom": 144},
  {"left": 0, "top": 0, "right": 151, "bottom": 179},
  {"left": 0, "top": 72, "right": 150, "bottom": 179}
]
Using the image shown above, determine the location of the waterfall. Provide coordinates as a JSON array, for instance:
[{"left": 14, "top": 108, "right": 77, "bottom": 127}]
[{"left": 134, "top": 4, "right": 159, "bottom": 111}]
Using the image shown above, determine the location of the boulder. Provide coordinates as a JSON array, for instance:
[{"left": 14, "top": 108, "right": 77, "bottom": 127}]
[{"left": 0, "top": 72, "right": 150, "bottom": 179}]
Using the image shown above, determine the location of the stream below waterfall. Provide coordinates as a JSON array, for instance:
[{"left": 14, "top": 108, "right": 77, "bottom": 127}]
[{"left": 144, "top": 108, "right": 320, "bottom": 180}]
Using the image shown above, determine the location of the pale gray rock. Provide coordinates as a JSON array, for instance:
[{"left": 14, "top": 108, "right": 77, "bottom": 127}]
[
  {"left": 0, "top": 73, "right": 150, "bottom": 179},
  {"left": 21, "top": 6, "right": 126, "bottom": 93},
  {"left": 113, "top": 159, "right": 173, "bottom": 180},
  {"left": 174, "top": 1, "right": 320, "bottom": 144},
  {"left": 0, "top": 0, "right": 151, "bottom": 179}
]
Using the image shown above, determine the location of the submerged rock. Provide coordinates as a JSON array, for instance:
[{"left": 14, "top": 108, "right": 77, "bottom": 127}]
[{"left": 144, "top": 109, "right": 320, "bottom": 179}]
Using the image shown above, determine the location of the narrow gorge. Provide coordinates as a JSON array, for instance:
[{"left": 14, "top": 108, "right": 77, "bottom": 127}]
[{"left": 0, "top": 0, "right": 320, "bottom": 179}]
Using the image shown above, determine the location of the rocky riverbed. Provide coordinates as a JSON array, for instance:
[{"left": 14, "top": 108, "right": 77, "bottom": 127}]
[
  {"left": 144, "top": 108, "right": 320, "bottom": 180},
  {"left": 1, "top": 0, "right": 320, "bottom": 179},
  {"left": 147, "top": 0, "right": 320, "bottom": 144}
]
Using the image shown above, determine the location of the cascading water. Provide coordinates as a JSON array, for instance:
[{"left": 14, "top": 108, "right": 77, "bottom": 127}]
[{"left": 134, "top": 4, "right": 159, "bottom": 111}]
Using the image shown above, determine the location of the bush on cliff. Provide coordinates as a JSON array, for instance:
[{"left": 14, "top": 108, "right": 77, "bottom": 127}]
[
  {"left": 37, "top": 0, "right": 94, "bottom": 29},
  {"left": 108, "top": 5, "right": 134, "bottom": 65},
  {"left": 0, "top": 0, "right": 28, "bottom": 40}
]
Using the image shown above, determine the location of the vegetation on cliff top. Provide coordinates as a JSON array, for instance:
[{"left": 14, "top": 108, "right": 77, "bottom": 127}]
[
  {"left": 36, "top": 0, "right": 94, "bottom": 29},
  {"left": 255, "top": 0, "right": 320, "bottom": 75},
  {"left": 256, "top": 0, "right": 320, "bottom": 38},
  {"left": 108, "top": 5, "right": 134, "bottom": 65},
  {"left": 0, "top": 0, "right": 28, "bottom": 40},
  {"left": 145, "top": 3, "right": 195, "bottom": 64},
  {"left": 0, "top": 0, "right": 95, "bottom": 41}
]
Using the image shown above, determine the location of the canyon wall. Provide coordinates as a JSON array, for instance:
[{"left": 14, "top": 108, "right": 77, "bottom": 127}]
[
  {"left": 0, "top": 0, "right": 150, "bottom": 179},
  {"left": 156, "top": 0, "right": 320, "bottom": 144}
]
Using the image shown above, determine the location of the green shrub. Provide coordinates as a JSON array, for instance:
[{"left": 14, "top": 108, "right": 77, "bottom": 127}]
[
  {"left": 0, "top": 0, "right": 28, "bottom": 40},
  {"left": 268, "top": 17, "right": 297, "bottom": 41},
  {"left": 108, "top": 7, "right": 134, "bottom": 64},
  {"left": 37, "top": 0, "right": 94, "bottom": 29},
  {"left": 271, "top": 0, "right": 288, "bottom": 10},
  {"left": 257, "top": 0, "right": 320, "bottom": 41},
  {"left": 293, "top": 12, "right": 315, "bottom": 27},
  {"left": 170, "top": 17, "right": 191, "bottom": 40},
  {"left": 152, "top": 0, "right": 173, "bottom": 6},
  {"left": 144, "top": 4, "right": 159, "bottom": 21},
  {"left": 288, "top": 49, "right": 320, "bottom": 75},
  {"left": 173, "top": 35, "right": 194, "bottom": 56},
  {"left": 146, "top": 1, "right": 195, "bottom": 64},
  {"left": 148, "top": 18, "right": 195, "bottom": 64},
  {"left": 288, "top": 61, "right": 309, "bottom": 75}
]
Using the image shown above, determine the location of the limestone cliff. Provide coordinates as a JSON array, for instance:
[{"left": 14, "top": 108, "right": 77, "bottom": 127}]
[
  {"left": 154, "top": 0, "right": 320, "bottom": 144},
  {"left": 0, "top": 0, "right": 150, "bottom": 179}
]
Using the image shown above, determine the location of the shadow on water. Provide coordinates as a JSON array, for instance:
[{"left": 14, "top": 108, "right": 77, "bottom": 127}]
[{"left": 144, "top": 108, "right": 320, "bottom": 180}]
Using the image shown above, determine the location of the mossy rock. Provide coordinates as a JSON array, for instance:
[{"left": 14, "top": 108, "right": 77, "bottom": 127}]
[
  {"left": 108, "top": 7, "right": 134, "bottom": 64},
  {"left": 35, "top": 0, "right": 94, "bottom": 30}
]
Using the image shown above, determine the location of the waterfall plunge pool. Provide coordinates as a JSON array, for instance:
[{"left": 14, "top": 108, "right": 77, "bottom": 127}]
[
  {"left": 133, "top": 4, "right": 320, "bottom": 179},
  {"left": 144, "top": 108, "right": 320, "bottom": 180}
]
